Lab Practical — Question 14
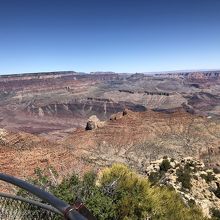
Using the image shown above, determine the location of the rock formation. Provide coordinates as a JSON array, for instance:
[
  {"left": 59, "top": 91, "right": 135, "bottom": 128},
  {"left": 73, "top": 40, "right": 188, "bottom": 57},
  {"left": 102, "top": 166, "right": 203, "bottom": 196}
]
[{"left": 85, "top": 115, "right": 105, "bottom": 130}]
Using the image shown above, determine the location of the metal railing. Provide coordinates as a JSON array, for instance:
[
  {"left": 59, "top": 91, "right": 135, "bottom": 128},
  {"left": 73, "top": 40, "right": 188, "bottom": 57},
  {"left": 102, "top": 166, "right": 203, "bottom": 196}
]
[
  {"left": 0, "top": 192, "right": 62, "bottom": 219},
  {"left": 0, "top": 173, "right": 87, "bottom": 220}
]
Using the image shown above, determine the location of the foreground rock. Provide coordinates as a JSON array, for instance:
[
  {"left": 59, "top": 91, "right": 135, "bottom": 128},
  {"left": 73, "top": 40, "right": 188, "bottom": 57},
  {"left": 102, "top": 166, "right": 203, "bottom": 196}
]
[{"left": 145, "top": 157, "right": 220, "bottom": 218}]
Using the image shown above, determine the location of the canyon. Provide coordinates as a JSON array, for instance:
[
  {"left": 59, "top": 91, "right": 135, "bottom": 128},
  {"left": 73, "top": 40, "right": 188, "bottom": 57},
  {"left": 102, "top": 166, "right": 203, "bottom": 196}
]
[
  {"left": 0, "top": 70, "right": 220, "bottom": 141},
  {"left": 0, "top": 70, "right": 220, "bottom": 195}
]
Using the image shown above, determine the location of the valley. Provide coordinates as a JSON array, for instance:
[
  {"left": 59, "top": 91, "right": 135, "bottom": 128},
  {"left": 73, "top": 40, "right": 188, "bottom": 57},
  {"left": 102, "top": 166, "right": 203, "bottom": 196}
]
[{"left": 0, "top": 71, "right": 220, "bottom": 141}]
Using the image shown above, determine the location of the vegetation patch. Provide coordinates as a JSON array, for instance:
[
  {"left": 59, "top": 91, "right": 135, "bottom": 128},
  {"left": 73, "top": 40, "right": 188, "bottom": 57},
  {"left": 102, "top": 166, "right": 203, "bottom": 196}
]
[
  {"left": 18, "top": 164, "right": 207, "bottom": 220},
  {"left": 148, "top": 171, "right": 163, "bottom": 185},
  {"left": 200, "top": 172, "right": 216, "bottom": 183},
  {"left": 148, "top": 158, "right": 172, "bottom": 185},
  {"left": 213, "top": 168, "right": 220, "bottom": 174},
  {"left": 176, "top": 164, "right": 192, "bottom": 190},
  {"left": 214, "top": 186, "right": 220, "bottom": 199},
  {"left": 159, "top": 158, "right": 172, "bottom": 172},
  {"left": 211, "top": 208, "right": 220, "bottom": 219}
]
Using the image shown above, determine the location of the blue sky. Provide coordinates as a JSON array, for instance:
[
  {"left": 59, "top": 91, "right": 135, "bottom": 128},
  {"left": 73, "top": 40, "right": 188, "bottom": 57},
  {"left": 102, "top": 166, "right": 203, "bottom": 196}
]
[{"left": 0, "top": 0, "right": 220, "bottom": 74}]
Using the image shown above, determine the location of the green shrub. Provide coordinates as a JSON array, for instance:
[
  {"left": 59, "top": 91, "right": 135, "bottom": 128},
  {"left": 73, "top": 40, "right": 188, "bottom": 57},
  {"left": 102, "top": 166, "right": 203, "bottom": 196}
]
[
  {"left": 214, "top": 186, "right": 220, "bottom": 199},
  {"left": 148, "top": 171, "right": 162, "bottom": 185},
  {"left": 176, "top": 165, "right": 192, "bottom": 190},
  {"left": 170, "top": 158, "right": 175, "bottom": 162},
  {"left": 160, "top": 159, "right": 171, "bottom": 172},
  {"left": 148, "top": 159, "right": 172, "bottom": 185},
  {"left": 19, "top": 164, "right": 207, "bottom": 220},
  {"left": 185, "top": 162, "right": 197, "bottom": 172},
  {"left": 211, "top": 208, "right": 220, "bottom": 219},
  {"left": 188, "top": 199, "right": 196, "bottom": 207},
  {"left": 213, "top": 168, "right": 220, "bottom": 174},
  {"left": 98, "top": 164, "right": 206, "bottom": 220}
]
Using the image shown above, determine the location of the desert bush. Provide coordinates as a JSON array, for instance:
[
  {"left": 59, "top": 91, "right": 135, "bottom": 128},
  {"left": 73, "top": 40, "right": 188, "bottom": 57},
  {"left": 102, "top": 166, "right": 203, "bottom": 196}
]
[
  {"left": 98, "top": 164, "right": 206, "bottom": 220},
  {"left": 211, "top": 208, "right": 220, "bottom": 219},
  {"left": 170, "top": 158, "right": 175, "bottom": 162},
  {"left": 159, "top": 159, "right": 171, "bottom": 172},
  {"left": 214, "top": 186, "right": 220, "bottom": 199},
  {"left": 213, "top": 168, "right": 220, "bottom": 174},
  {"left": 148, "top": 171, "right": 163, "bottom": 185},
  {"left": 18, "top": 164, "right": 207, "bottom": 220},
  {"left": 176, "top": 165, "right": 192, "bottom": 190},
  {"left": 148, "top": 159, "right": 172, "bottom": 185}
]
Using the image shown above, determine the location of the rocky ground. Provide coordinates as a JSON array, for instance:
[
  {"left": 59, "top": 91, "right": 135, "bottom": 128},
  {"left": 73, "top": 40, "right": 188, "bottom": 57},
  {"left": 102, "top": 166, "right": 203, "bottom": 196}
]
[
  {"left": 65, "top": 109, "right": 220, "bottom": 169},
  {"left": 145, "top": 157, "right": 220, "bottom": 218}
]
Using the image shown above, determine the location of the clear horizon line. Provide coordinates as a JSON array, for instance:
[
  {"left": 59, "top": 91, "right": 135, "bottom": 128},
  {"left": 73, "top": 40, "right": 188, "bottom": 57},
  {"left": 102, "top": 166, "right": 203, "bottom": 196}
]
[{"left": 0, "top": 68, "right": 220, "bottom": 76}]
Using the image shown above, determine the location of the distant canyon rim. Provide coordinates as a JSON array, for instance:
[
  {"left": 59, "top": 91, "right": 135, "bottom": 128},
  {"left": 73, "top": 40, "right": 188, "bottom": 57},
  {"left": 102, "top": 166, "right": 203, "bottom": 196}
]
[{"left": 0, "top": 70, "right": 220, "bottom": 140}]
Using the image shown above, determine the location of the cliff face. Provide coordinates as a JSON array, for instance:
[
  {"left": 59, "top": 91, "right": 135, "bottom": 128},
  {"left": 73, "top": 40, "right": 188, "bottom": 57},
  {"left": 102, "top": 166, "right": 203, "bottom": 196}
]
[
  {"left": 0, "top": 70, "right": 220, "bottom": 141},
  {"left": 64, "top": 109, "right": 220, "bottom": 169},
  {"left": 25, "top": 98, "right": 146, "bottom": 120},
  {"left": 155, "top": 71, "right": 220, "bottom": 80}
]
